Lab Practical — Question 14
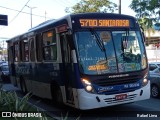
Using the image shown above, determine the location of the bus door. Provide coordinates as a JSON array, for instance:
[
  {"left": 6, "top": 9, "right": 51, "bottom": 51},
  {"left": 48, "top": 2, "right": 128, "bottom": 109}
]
[
  {"left": 60, "top": 33, "right": 75, "bottom": 105},
  {"left": 28, "top": 37, "right": 36, "bottom": 92},
  {"left": 8, "top": 43, "right": 16, "bottom": 86}
]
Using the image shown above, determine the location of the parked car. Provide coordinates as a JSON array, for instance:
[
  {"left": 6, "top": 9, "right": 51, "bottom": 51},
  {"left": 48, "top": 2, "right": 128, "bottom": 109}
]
[
  {"left": 0, "top": 60, "right": 6, "bottom": 65},
  {"left": 0, "top": 62, "right": 10, "bottom": 82},
  {"left": 149, "top": 62, "right": 160, "bottom": 71},
  {"left": 149, "top": 66, "right": 160, "bottom": 98}
]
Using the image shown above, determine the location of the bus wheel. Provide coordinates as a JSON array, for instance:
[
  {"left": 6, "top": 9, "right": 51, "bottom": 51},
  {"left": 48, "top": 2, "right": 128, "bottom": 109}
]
[
  {"left": 20, "top": 79, "right": 27, "bottom": 94},
  {"left": 151, "top": 84, "right": 159, "bottom": 98},
  {"left": 51, "top": 85, "right": 63, "bottom": 104}
]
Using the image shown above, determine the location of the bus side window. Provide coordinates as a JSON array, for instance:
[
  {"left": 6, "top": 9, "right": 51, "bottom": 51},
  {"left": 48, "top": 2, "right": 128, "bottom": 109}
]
[
  {"left": 36, "top": 34, "right": 43, "bottom": 62},
  {"left": 21, "top": 40, "right": 29, "bottom": 62},
  {"left": 30, "top": 38, "right": 35, "bottom": 62},
  {"left": 14, "top": 42, "right": 20, "bottom": 62},
  {"left": 42, "top": 29, "right": 57, "bottom": 61}
]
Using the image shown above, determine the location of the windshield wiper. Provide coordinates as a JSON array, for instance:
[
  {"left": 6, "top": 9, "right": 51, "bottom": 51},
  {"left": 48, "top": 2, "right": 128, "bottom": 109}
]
[
  {"left": 89, "top": 28, "right": 108, "bottom": 61},
  {"left": 89, "top": 28, "right": 106, "bottom": 51}
]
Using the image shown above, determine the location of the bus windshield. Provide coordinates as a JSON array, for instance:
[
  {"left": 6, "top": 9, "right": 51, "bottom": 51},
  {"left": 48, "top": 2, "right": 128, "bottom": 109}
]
[{"left": 75, "top": 30, "right": 147, "bottom": 75}]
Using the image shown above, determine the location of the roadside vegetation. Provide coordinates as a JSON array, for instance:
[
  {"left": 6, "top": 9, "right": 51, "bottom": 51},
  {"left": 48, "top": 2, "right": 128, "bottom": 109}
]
[
  {"left": 0, "top": 83, "right": 79, "bottom": 120},
  {"left": 0, "top": 83, "right": 52, "bottom": 120}
]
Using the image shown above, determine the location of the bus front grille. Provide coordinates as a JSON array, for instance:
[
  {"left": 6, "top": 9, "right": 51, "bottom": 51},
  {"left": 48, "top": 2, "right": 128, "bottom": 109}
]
[
  {"left": 104, "top": 94, "right": 137, "bottom": 104},
  {"left": 92, "top": 75, "right": 141, "bottom": 86}
]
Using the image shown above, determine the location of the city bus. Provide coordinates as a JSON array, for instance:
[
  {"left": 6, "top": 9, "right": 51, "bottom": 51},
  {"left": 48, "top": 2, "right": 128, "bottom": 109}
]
[{"left": 7, "top": 13, "right": 150, "bottom": 110}]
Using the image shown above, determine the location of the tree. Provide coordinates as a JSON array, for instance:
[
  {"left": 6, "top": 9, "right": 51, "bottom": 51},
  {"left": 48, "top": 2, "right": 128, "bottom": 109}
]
[
  {"left": 129, "top": 0, "right": 160, "bottom": 40},
  {"left": 66, "top": 0, "right": 118, "bottom": 14}
]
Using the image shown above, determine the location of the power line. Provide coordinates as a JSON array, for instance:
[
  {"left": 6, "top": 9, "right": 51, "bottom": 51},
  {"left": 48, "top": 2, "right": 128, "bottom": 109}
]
[
  {"left": 0, "top": 0, "right": 51, "bottom": 31},
  {"left": 61, "top": 0, "right": 73, "bottom": 6},
  {"left": 54, "top": 0, "right": 67, "bottom": 8},
  {"left": 0, "top": 5, "right": 50, "bottom": 18},
  {"left": 9, "top": 0, "right": 31, "bottom": 24},
  {"left": 0, "top": 0, "right": 31, "bottom": 31},
  {"left": 66, "top": 0, "right": 74, "bottom": 5}
]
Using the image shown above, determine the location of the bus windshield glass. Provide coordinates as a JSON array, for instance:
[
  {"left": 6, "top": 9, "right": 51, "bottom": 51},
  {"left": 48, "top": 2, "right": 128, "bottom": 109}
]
[{"left": 75, "top": 30, "right": 147, "bottom": 75}]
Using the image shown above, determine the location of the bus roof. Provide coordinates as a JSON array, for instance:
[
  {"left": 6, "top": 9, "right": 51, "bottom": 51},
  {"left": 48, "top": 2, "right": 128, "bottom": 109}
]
[{"left": 7, "top": 13, "right": 136, "bottom": 43}]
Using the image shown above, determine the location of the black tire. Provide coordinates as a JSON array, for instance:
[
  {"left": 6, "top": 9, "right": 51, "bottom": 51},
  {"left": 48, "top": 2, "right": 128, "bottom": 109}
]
[
  {"left": 151, "top": 84, "right": 159, "bottom": 98},
  {"left": 20, "top": 78, "right": 27, "bottom": 94}
]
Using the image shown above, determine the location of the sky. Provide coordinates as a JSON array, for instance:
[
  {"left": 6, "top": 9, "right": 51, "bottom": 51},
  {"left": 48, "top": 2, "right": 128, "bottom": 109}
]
[{"left": 0, "top": 0, "right": 136, "bottom": 44}]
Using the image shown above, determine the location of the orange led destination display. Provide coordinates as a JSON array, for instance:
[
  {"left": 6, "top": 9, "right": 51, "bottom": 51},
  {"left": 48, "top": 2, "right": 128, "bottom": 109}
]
[{"left": 80, "top": 19, "right": 130, "bottom": 27}]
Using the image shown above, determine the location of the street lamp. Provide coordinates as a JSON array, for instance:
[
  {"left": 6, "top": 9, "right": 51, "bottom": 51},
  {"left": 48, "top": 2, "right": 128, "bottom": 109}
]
[{"left": 26, "top": 5, "right": 36, "bottom": 28}]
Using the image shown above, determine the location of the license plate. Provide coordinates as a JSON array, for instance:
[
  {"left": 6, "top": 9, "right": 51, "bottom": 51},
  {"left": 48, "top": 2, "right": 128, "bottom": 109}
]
[{"left": 115, "top": 94, "right": 127, "bottom": 100}]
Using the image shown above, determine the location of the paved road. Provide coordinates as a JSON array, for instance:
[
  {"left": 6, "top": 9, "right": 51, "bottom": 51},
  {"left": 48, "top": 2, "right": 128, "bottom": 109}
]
[{"left": 1, "top": 83, "right": 160, "bottom": 120}]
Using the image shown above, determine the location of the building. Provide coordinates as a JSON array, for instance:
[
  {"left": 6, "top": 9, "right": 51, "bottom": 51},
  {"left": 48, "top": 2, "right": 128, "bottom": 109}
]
[{"left": 145, "top": 25, "right": 160, "bottom": 62}]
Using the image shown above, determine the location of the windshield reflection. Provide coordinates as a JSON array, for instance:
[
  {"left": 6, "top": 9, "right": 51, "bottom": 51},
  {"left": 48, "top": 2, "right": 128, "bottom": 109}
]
[{"left": 75, "top": 30, "right": 147, "bottom": 75}]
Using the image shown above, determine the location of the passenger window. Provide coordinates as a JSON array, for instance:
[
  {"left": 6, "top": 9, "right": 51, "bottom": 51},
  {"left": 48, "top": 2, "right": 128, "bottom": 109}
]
[
  {"left": 42, "top": 30, "right": 57, "bottom": 61},
  {"left": 36, "top": 34, "right": 43, "bottom": 62},
  {"left": 14, "top": 42, "right": 20, "bottom": 62},
  {"left": 155, "top": 68, "right": 160, "bottom": 73},
  {"left": 30, "top": 38, "right": 35, "bottom": 62},
  {"left": 21, "top": 40, "right": 29, "bottom": 62},
  {"left": 149, "top": 64, "right": 157, "bottom": 71}
]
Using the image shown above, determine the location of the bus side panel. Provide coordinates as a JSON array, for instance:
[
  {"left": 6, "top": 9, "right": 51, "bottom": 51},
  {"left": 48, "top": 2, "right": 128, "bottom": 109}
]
[{"left": 31, "top": 63, "right": 62, "bottom": 99}]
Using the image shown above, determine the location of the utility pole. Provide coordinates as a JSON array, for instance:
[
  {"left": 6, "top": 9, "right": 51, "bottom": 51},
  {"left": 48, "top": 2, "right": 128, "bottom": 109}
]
[
  {"left": 26, "top": 5, "right": 36, "bottom": 28},
  {"left": 45, "top": 11, "right": 47, "bottom": 21},
  {"left": 119, "top": 0, "right": 121, "bottom": 14}
]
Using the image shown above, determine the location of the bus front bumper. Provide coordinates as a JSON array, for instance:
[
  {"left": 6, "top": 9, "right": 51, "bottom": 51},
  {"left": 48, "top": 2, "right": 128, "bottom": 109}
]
[{"left": 77, "top": 81, "right": 150, "bottom": 110}]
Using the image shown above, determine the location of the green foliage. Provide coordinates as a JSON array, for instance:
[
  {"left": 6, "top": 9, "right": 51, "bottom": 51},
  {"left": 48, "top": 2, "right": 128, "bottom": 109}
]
[
  {"left": 67, "top": 0, "right": 117, "bottom": 13},
  {"left": 130, "top": 0, "right": 160, "bottom": 20},
  {"left": 0, "top": 85, "right": 48, "bottom": 119},
  {"left": 129, "top": 0, "right": 160, "bottom": 38},
  {"left": 0, "top": 84, "right": 72, "bottom": 120},
  {"left": 0, "top": 90, "right": 32, "bottom": 112},
  {"left": 0, "top": 84, "right": 6, "bottom": 110}
]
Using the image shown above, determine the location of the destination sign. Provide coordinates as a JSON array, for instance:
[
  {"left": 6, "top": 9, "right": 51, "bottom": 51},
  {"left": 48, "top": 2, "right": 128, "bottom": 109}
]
[{"left": 79, "top": 19, "right": 130, "bottom": 27}]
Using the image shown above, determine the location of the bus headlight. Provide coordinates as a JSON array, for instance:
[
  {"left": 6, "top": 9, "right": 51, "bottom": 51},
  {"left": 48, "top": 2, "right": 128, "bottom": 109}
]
[
  {"left": 142, "top": 77, "right": 148, "bottom": 87},
  {"left": 86, "top": 85, "right": 93, "bottom": 92},
  {"left": 81, "top": 78, "right": 95, "bottom": 93}
]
